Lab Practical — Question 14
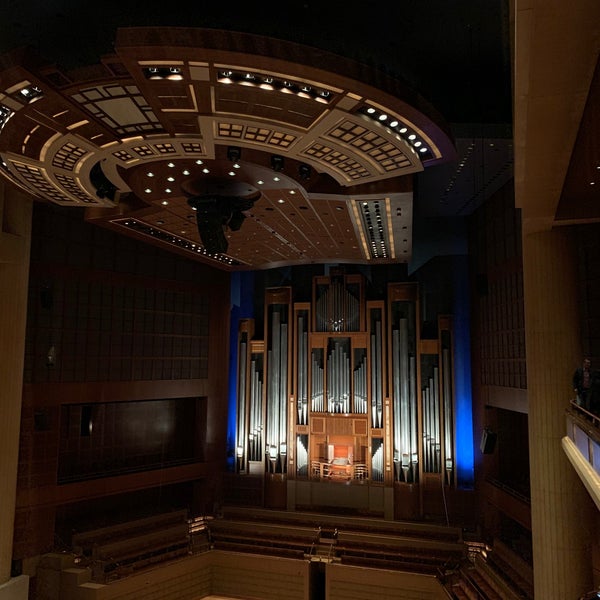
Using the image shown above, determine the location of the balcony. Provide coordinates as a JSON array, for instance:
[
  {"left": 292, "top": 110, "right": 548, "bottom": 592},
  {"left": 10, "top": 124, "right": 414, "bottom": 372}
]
[{"left": 563, "top": 402, "right": 600, "bottom": 511}]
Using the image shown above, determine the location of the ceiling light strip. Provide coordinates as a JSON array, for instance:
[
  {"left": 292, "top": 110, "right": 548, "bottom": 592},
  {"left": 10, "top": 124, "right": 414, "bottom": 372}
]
[
  {"left": 385, "top": 197, "right": 396, "bottom": 260},
  {"left": 351, "top": 200, "right": 371, "bottom": 260},
  {"left": 114, "top": 218, "right": 243, "bottom": 266}
]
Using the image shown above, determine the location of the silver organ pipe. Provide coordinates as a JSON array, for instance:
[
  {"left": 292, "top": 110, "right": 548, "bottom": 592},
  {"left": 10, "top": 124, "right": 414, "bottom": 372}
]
[
  {"left": 296, "top": 436, "right": 308, "bottom": 477},
  {"left": 433, "top": 366, "right": 441, "bottom": 472},
  {"left": 237, "top": 340, "right": 247, "bottom": 458},
  {"left": 409, "top": 355, "right": 418, "bottom": 478},
  {"left": 315, "top": 280, "right": 360, "bottom": 333},
  {"left": 429, "top": 379, "right": 435, "bottom": 471},
  {"left": 392, "top": 329, "right": 401, "bottom": 445},
  {"left": 249, "top": 358, "right": 263, "bottom": 461},
  {"left": 297, "top": 315, "right": 308, "bottom": 425},
  {"left": 279, "top": 322, "right": 288, "bottom": 446},
  {"left": 347, "top": 290, "right": 360, "bottom": 332},
  {"left": 371, "top": 441, "right": 384, "bottom": 482},
  {"left": 422, "top": 366, "right": 441, "bottom": 473},
  {"left": 422, "top": 388, "right": 428, "bottom": 471},
  {"left": 316, "top": 291, "right": 327, "bottom": 332},
  {"left": 311, "top": 350, "right": 324, "bottom": 412},
  {"left": 266, "top": 309, "right": 288, "bottom": 470},
  {"left": 392, "top": 319, "right": 414, "bottom": 481},
  {"left": 327, "top": 340, "right": 351, "bottom": 413},
  {"left": 371, "top": 320, "right": 383, "bottom": 428},
  {"left": 443, "top": 348, "right": 453, "bottom": 469},
  {"left": 400, "top": 320, "right": 410, "bottom": 471},
  {"left": 353, "top": 353, "right": 367, "bottom": 414}
]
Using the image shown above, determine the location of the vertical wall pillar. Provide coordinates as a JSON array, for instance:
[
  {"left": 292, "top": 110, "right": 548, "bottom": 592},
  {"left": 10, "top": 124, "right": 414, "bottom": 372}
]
[
  {"left": 0, "top": 184, "right": 32, "bottom": 597},
  {"left": 522, "top": 227, "right": 594, "bottom": 598}
]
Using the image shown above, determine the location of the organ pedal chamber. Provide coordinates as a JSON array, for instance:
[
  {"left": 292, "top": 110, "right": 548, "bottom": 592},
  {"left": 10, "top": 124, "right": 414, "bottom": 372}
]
[{"left": 235, "top": 271, "right": 456, "bottom": 520}]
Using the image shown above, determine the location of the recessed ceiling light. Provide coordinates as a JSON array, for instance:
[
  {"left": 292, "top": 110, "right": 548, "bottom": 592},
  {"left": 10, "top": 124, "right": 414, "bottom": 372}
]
[
  {"left": 167, "top": 162, "right": 175, "bottom": 168},
  {"left": 165, "top": 188, "right": 172, "bottom": 193},
  {"left": 379, "top": 114, "right": 388, "bottom": 121},
  {"left": 419, "top": 147, "right": 428, "bottom": 153},
  {"left": 228, "top": 171, "right": 236, "bottom": 176},
  {"left": 195, "top": 160, "right": 203, "bottom": 165},
  {"left": 408, "top": 134, "right": 416, "bottom": 140},
  {"left": 273, "top": 176, "right": 280, "bottom": 182},
  {"left": 367, "top": 107, "right": 376, "bottom": 114},
  {"left": 390, "top": 120, "right": 399, "bottom": 127},
  {"left": 399, "top": 127, "right": 408, "bottom": 134},
  {"left": 414, "top": 141, "right": 422, "bottom": 147},
  {"left": 161, "top": 200, "right": 169, "bottom": 205},
  {"left": 147, "top": 172, "right": 154, "bottom": 177},
  {"left": 144, "top": 188, "right": 152, "bottom": 193},
  {"left": 202, "top": 168, "right": 210, "bottom": 174},
  {"left": 278, "top": 198, "right": 285, "bottom": 203},
  {"left": 167, "top": 176, "right": 175, "bottom": 182},
  {"left": 257, "top": 180, "right": 264, "bottom": 185},
  {"left": 182, "top": 169, "right": 190, "bottom": 175}
]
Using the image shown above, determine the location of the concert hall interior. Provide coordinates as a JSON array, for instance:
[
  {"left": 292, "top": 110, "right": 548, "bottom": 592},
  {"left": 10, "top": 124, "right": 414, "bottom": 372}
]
[{"left": 0, "top": 1, "right": 599, "bottom": 599}]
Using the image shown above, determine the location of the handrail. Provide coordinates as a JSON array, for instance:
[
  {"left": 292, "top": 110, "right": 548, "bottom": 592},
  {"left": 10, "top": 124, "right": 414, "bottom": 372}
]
[
  {"left": 569, "top": 400, "right": 600, "bottom": 431},
  {"left": 485, "top": 477, "right": 530, "bottom": 505},
  {"left": 57, "top": 457, "right": 199, "bottom": 484}
]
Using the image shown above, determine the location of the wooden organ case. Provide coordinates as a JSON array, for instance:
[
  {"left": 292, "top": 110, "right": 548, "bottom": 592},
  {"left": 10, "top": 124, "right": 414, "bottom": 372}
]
[{"left": 235, "top": 272, "right": 456, "bottom": 519}]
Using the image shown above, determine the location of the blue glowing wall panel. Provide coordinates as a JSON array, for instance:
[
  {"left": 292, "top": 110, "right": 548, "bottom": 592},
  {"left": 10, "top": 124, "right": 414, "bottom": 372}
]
[
  {"left": 227, "top": 271, "right": 255, "bottom": 469},
  {"left": 452, "top": 260, "right": 474, "bottom": 487}
]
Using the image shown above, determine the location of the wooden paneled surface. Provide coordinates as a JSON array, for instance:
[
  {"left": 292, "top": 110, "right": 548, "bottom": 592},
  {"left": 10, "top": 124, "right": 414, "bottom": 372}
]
[{"left": 0, "top": 185, "right": 32, "bottom": 584}]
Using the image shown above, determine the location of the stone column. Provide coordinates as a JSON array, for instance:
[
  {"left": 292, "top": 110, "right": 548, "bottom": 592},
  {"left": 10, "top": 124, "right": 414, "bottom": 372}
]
[
  {"left": 522, "top": 226, "right": 594, "bottom": 598},
  {"left": 0, "top": 182, "right": 32, "bottom": 598}
]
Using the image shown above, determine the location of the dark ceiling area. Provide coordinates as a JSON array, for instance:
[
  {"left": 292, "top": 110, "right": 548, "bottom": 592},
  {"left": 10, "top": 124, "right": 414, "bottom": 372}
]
[{"left": 0, "top": 1, "right": 512, "bottom": 124}]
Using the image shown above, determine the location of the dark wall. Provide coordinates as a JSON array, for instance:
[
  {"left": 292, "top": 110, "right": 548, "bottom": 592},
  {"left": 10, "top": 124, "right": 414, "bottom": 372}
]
[
  {"left": 467, "top": 180, "right": 530, "bottom": 547},
  {"left": 576, "top": 222, "right": 600, "bottom": 364},
  {"left": 15, "top": 204, "right": 230, "bottom": 559},
  {"left": 468, "top": 180, "right": 525, "bottom": 391},
  {"left": 57, "top": 398, "right": 203, "bottom": 483},
  {"left": 25, "top": 205, "right": 212, "bottom": 383}
]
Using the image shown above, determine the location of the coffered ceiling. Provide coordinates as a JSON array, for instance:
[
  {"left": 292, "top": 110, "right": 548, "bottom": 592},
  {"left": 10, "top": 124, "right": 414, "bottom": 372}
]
[
  {"left": 8, "top": 3, "right": 595, "bottom": 271},
  {"left": 0, "top": 27, "right": 460, "bottom": 270}
]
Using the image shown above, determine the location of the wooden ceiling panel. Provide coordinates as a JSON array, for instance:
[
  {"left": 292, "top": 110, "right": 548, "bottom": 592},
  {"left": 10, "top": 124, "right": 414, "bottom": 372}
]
[{"left": 0, "top": 27, "right": 459, "bottom": 270}]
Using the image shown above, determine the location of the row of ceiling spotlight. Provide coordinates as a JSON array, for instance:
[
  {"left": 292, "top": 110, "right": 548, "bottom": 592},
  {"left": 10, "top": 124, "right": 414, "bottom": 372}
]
[
  {"left": 361, "top": 107, "right": 430, "bottom": 158},
  {"left": 142, "top": 66, "right": 334, "bottom": 106},
  {"left": 218, "top": 70, "right": 332, "bottom": 104}
]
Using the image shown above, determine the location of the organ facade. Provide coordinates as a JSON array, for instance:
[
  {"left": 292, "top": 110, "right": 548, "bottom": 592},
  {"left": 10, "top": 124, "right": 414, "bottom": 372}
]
[{"left": 235, "top": 271, "right": 456, "bottom": 518}]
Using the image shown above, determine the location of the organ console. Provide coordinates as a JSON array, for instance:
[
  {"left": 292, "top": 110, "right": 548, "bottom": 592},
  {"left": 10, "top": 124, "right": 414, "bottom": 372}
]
[{"left": 235, "top": 270, "right": 456, "bottom": 515}]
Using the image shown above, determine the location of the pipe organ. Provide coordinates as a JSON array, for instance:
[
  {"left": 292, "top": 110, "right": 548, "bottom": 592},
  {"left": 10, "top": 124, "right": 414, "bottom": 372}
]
[{"left": 235, "top": 272, "right": 457, "bottom": 513}]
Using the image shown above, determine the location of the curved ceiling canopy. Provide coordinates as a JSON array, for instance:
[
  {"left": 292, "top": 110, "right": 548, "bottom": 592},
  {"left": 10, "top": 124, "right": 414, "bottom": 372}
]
[{"left": 0, "top": 27, "right": 456, "bottom": 270}]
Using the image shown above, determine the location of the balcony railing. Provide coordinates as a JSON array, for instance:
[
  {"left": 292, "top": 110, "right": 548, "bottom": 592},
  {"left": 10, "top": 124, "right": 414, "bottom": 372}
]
[{"left": 563, "top": 402, "right": 600, "bottom": 511}]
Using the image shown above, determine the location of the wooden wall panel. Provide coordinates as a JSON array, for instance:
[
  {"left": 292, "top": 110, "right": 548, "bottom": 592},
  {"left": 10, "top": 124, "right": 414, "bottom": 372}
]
[
  {"left": 327, "top": 562, "right": 447, "bottom": 600},
  {"left": 0, "top": 186, "right": 32, "bottom": 584},
  {"left": 522, "top": 227, "right": 595, "bottom": 597},
  {"left": 211, "top": 551, "right": 309, "bottom": 600},
  {"left": 13, "top": 203, "right": 231, "bottom": 561}
]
